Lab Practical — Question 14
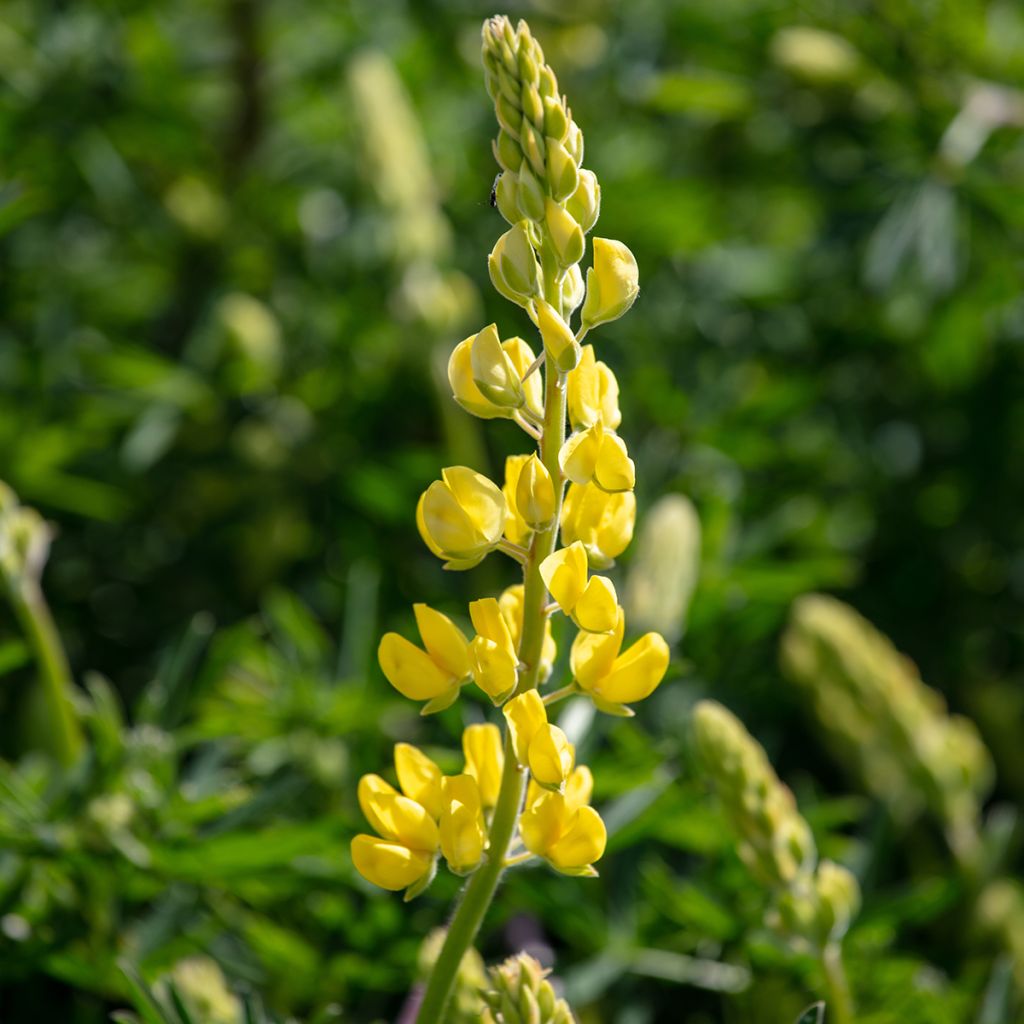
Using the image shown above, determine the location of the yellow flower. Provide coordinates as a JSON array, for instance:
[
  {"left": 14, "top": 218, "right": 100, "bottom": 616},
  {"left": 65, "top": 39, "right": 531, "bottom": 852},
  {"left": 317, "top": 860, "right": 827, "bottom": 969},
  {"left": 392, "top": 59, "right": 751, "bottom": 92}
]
[
  {"left": 561, "top": 482, "right": 636, "bottom": 569},
  {"left": 417, "top": 467, "right": 506, "bottom": 569},
  {"left": 378, "top": 604, "right": 470, "bottom": 710},
  {"left": 566, "top": 345, "right": 621, "bottom": 431},
  {"left": 534, "top": 298, "right": 580, "bottom": 373},
  {"left": 469, "top": 597, "right": 519, "bottom": 703},
  {"left": 566, "top": 168, "right": 601, "bottom": 235},
  {"left": 545, "top": 198, "right": 584, "bottom": 269},
  {"left": 498, "top": 584, "right": 556, "bottom": 682},
  {"left": 539, "top": 541, "right": 618, "bottom": 633},
  {"left": 394, "top": 743, "right": 444, "bottom": 820},
  {"left": 559, "top": 423, "right": 635, "bottom": 493},
  {"left": 570, "top": 608, "right": 670, "bottom": 714},
  {"left": 502, "top": 691, "right": 574, "bottom": 790},
  {"left": 351, "top": 773, "right": 439, "bottom": 892},
  {"left": 488, "top": 221, "right": 540, "bottom": 307},
  {"left": 520, "top": 788, "right": 606, "bottom": 875},
  {"left": 581, "top": 237, "right": 639, "bottom": 329},
  {"left": 514, "top": 453, "right": 556, "bottom": 531},
  {"left": 439, "top": 774, "right": 487, "bottom": 875},
  {"left": 462, "top": 723, "right": 504, "bottom": 808},
  {"left": 502, "top": 455, "right": 533, "bottom": 547},
  {"left": 450, "top": 332, "right": 543, "bottom": 421}
]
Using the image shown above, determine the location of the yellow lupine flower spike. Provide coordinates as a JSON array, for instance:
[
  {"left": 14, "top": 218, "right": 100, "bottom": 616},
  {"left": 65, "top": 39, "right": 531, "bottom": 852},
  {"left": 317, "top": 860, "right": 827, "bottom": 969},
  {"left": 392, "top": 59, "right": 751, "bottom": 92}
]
[
  {"left": 520, "top": 789, "right": 607, "bottom": 876},
  {"left": 439, "top": 774, "right": 487, "bottom": 875},
  {"left": 417, "top": 466, "right": 507, "bottom": 569},
  {"left": 559, "top": 422, "right": 635, "bottom": 493},
  {"left": 502, "top": 455, "right": 534, "bottom": 547},
  {"left": 581, "top": 237, "right": 639, "bottom": 330},
  {"left": 469, "top": 597, "right": 519, "bottom": 703},
  {"left": 377, "top": 603, "right": 470, "bottom": 712},
  {"left": 394, "top": 743, "right": 444, "bottom": 820},
  {"left": 462, "top": 723, "right": 504, "bottom": 808},
  {"left": 539, "top": 541, "right": 618, "bottom": 633},
  {"left": 566, "top": 345, "right": 621, "bottom": 431},
  {"left": 570, "top": 608, "right": 670, "bottom": 715},
  {"left": 351, "top": 772, "right": 439, "bottom": 894},
  {"left": 498, "top": 584, "right": 556, "bottom": 682},
  {"left": 560, "top": 482, "right": 636, "bottom": 569}
]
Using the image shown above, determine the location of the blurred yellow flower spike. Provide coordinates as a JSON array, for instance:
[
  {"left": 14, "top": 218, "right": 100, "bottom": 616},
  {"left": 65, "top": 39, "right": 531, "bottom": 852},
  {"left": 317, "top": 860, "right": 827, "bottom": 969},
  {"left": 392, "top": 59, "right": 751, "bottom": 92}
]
[
  {"left": 539, "top": 541, "right": 618, "bottom": 633},
  {"left": 377, "top": 603, "right": 471, "bottom": 713},
  {"left": 394, "top": 743, "right": 444, "bottom": 820},
  {"left": 502, "top": 690, "right": 574, "bottom": 791},
  {"left": 417, "top": 466, "right": 506, "bottom": 569},
  {"left": 534, "top": 298, "right": 580, "bottom": 373},
  {"left": 488, "top": 221, "right": 541, "bottom": 307},
  {"left": 469, "top": 597, "right": 519, "bottom": 703},
  {"left": 502, "top": 455, "right": 534, "bottom": 547},
  {"left": 566, "top": 345, "right": 621, "bottom": 431},
  {"left": 498, "top": 584, "right": 556, "bottom": 682},
  {"left": 559, "top": 422, "right": 635, "bottom": 493},
  {"left": 520, "top": 788, "right": 607, "bottom": 875},
  {"left": 462, "top": 723, "right": 504, "bottom": 808},
  {"left": 514, "top": 453, "right": 556, "bottom": 531},
  {"left": 440, "top": 774, "right": 487, "bottom": 875},
  {"left": 581, "top": 237, "right": 639, "bottom": 330},
  {"left": 570, "top": 608, "right": 670, "bottom": 715},
  {"left": 560, "top": 483, "right": 636, "bottom": 569},
  {"left": 449, "top": 331, "right": 544, "bottom": 421},
  {"left": 351, "top": 773, "right": 439, "bottom": 896}
]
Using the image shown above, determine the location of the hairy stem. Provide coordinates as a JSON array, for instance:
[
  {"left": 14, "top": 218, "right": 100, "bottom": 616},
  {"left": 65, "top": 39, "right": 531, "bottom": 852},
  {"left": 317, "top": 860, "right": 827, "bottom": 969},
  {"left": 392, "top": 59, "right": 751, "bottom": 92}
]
[
  {"left": 821, "top": 942, "right": 854, "bottom": 1024},
  {"left": 8, "top": 580, "right": 84, "bottom": 768}
]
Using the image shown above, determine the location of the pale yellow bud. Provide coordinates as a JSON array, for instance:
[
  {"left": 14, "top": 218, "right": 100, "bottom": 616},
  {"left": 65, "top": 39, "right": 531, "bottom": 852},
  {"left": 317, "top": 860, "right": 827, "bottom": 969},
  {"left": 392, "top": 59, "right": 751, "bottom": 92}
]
[
  {"left": 470, "top": 323, "right": 525, "bottom": 409},
  {"left": 566, "top": 344, "right": 621, "bottom": 430},
  {"left": 494, "top": 169, "right": 520, "bottom": 225},
  {"left": 561, "top": 263, "right": 585, "bottom": 315},
  {"left": 489, "top": 221, "right": 541, "bottom": 307},
  {"left": 544, "top": 198, "right": 584, "bottom": 269},
  {"left": 439, "top": 774, "right": 487, "bottom": 875},
  {"left": 534, "top": 299, "right": 580, "bottom": 372},
  {"left": 528, "top": 724, "right": 575, "bottom": 789},
  {"left": 545, "top": 138, "right": 579, "bottom": 202},
  {"left": 581, "top": 237, "right": 639, "bottom": 329},
  {"left": 502, "top": 454, "right": 534, "bottom": 546},
  {"left": 463, "top": 723, "right": 504, "bottom": 808},
  {"left": 566, "top": 168, "right": 600, "bottom": 235},
  {"left": 515, "top": 454, "right": 556, "bottom": 530},
  {"left": 516, "top": 163, "right": 547, "bottom": 222}
]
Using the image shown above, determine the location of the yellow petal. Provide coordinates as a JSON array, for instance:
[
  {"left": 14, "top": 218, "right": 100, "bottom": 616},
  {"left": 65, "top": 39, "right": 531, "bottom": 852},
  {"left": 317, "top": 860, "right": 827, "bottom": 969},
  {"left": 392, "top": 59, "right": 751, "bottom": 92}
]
[
  {"left": 515, "top": 454, "right": 556, "bottom": 531},
  {"left": 498, "top": 584, "right": 557, "bottom": 682},
  {"left": 502, "top": 337, "right": 543, "bottom": 416},
  {"left": 548, "top": 805, "right": 607, "bottom": 871},
  {"left": 570, "top": 608, "right": 625, "bottom": 690},
  {"left": 419, "top": 477, "right": 480, "bottom": 559},
  {"left": 442, "top": 466, "right": 506, "bottom": 549},
  {"left": 564, "top": 765, "right": 594, "bottom": 811},
  {"left": 469, "top": 597, "right": 516, "bottom": 656},
  {"left": 351, "top": 834, "right": 432, "bottom": 891},
  {"left": 503, "top": 690, "right": 547, "bottom": 765},
  {"left": 567, "top": 345, "right": 621, "bottom": 431},
  {"left": 470, "top": 635, "right": 518, "bottom": 700},
  {"left": 561, "top": 484, "right": 635, "bottom": 566},
  {"left": 462, "top": 723, "right": 504, "bottom": 808},
  {"left": 470, "top": 323, "right": 525, "bottom": 410},
  {"left": 520, "top": 790, "right": 568, "bottom": 858},
  {"left": 357, "top": 774, "right": 399, "bottom": 837},
  {"left": 448, "top": 335, "right": 503, "bottom": 419},
  {"left": 539, "top": 542, "right": 588, "bottom": 615},
  {"left": 413, "top": 603, "right": 471, "bottom": 681},
  {"left": 581, "top": 237, "right": 639, "bottom": 329},
  {"left": 573, "top": 576, "right": 618, "bottom": 633},
  {"left": 394, "top": 743, "right": 443, "bottom": 821},
  {"left": 502, "top": 455, "right": 533, "bottom": 546},
  {"left": 597, "top": 632, "right": 670, "bottom": 704},
  {"left": 358, "top": 774, "right": 439, "bottom": 852},
  {"left": 378, "top": 632, "right": 455, "bottom": 701},
  {"left": 535, "top": 298, "right": 580, "bottom": 372},
  {"left": 593, "top": 432, "right": 635, "bottom": 493},
  {"left": 528, "top": 725, "right": 575, "bottom": 788},
  {"left": 559, "top": 426, "right": 601, "bottom": 486},
  {"left": 439, "top": 774, "right": 486, "bottom": 874}
]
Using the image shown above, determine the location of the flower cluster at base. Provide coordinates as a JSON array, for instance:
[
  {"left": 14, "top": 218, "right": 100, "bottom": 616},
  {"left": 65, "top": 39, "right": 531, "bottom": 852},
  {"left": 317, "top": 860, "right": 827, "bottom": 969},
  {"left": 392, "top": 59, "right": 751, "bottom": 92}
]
[{"left": 353, "top": 12, "right": 670, "bottom": 923}]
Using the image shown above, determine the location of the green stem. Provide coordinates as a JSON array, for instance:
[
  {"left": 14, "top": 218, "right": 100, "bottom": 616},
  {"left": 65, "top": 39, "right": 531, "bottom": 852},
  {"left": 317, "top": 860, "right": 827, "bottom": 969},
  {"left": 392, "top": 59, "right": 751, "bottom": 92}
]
[
  {"left": 415, "top": 732, "right": 525, "bottom": 1023},
  {"left": 8, "top": 580, "right": 84, "bottom": 768},
  {"left": 821, "top": 942, "right": 854, "bottom": 1024}
]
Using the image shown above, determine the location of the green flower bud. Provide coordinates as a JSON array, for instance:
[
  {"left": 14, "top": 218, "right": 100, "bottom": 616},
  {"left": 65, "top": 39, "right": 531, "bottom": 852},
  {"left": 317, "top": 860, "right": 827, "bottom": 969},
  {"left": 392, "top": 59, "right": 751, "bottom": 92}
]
[
  {"left": 535, "top": 299, "right": 580, "bottom": 373},
  {"left": 517, "top": 164, "right": 547, "bottom": 222},
  {"left": 543, "top": 95, "right": 569, "bottom": 141},
  {"left": 495, "top": 129, "right": 522, "bottom": 173},
  {"left": 495, "top": 170, "right": 520, "bottom": 225},
  {"left": 545, "top": 138, "right": 579, "bottom": 203},
  {"left": 545, "top": 198, "right": 585, "bottom": 269},
  {"left": 489, "top": 221, "right": 541, "bottom": 307},
  {"left": 481, "top": 953, "right": 576, "bottom": 1024}
]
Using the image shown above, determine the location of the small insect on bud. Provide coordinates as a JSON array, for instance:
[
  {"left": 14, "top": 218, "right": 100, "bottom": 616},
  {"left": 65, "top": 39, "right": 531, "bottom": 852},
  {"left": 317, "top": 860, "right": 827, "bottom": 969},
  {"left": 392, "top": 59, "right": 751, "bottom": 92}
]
[
  {"left": 489, "top": 222, "right": 541, "bottom": 307},
  {"left": 534, "top": 299, "right": 580, "bottom": 372},
  {"left": 581, "top": 238, "right": 639, "bottom": 330}
]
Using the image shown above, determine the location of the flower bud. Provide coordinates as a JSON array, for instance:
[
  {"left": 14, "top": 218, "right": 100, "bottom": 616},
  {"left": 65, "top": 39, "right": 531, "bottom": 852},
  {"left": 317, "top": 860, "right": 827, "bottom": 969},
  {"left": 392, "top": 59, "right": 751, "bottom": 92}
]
[
  {"left": 534, "top": 299, "right": 580, "bottom": 372},
  {"left": 482, "top": 953, "right": 575, "bottom": 1024},
  {"left": 515, "top": 454, "right": 556, "bottom": 530},
  {"left": 470, "top": 323, "right": 525, "bottom": 409},
  {"left": 581, "top": 238, "right": 639, "bottom": 329},
  {"left": 449, "top": 333, "right": 542, "bottom": 421},
  {"left": 417, "top": 467, "right": 507, "bottom": 569},
  {"left": 463, "top": 723, "right": 504, "bottom": 808},
  {"left": 528, "top": 724, "right": 575, "bottom": 789},
  {"left": 394, "top": 742, "right": 444, "bottom": 819},
  {"left": 495, "top": 169, "right": 520, "bottom": 225},
  {"left": 543, "top": 95, "right": 569, "bottom": 141},
  {"left": 469, "top": 597, "right": 520, "bottom": 703},
  {"left": 545, "top": 138, "right": 579, "bottom": 202},
  {"left": 503, "top": 690, "right": 547, "bottom": 765},
  {"left": 545, "top": 198, "right": 585, "bottom": 269},
  {"left": 566, "top": 168, "right": 600, "bottom": 235},
  {"left": 539, "top": 541, "right": 619, "bottom": 634},
  {"left": 566, "top": 344, "right": 621, "bottom": 430},
  {"left": 520, "top": 120, "right": 547, "bottom": 180},
  {"left": 502, "top": 454, "right": 534, "bottom": 546},
  {"left": 561, "top": 483, "right": 635, "bottom": 568},
  {"left": 439, "top": 774, "right": 487, "bottom": 875},
  {"left": 489, "top": 222, "right": 541, "bottom": 307},
  {"left": 565, "top": 120, "right": 584, "bottom": 165},
  {"left": 516, "top": 163, "right": 547, "bottom": 222},
  {"left": 561, "top": 263, "right": 585, "bottom": 315},
  {"left": 494, "top": 129, "right": 522, "bottom": 173},
  {"left": 559, "top": 423, "right": 635, "bottom": 493}
]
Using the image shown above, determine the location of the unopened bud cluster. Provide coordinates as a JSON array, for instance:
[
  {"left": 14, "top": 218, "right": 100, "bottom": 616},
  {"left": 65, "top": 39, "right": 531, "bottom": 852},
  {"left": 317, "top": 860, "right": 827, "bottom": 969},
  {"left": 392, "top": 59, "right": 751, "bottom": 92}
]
[
  {"left": 481, "top": 953, "right": 575, "bottom": 1024},
  {"left": 0, "top": 481, "right": 52, "bottom": 593},
  {"left": 781, "top": 595, "right": 993, "bottom": 847},
  {"left": 693, "top": 700, "right": 860, "bottom": 951}
]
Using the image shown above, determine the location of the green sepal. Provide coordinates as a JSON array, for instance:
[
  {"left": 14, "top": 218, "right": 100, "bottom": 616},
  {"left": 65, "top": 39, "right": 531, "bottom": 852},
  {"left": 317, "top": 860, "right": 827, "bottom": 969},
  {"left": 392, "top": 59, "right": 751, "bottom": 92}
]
[
  {"left": 589, "top": 694, "right": 635, "bottom": 717},
  {"left": 403, "top": 857, "right": 438, "bottom": 902},
  {"left": 420, "top": 686, "right": 461, "bottom": 716}
]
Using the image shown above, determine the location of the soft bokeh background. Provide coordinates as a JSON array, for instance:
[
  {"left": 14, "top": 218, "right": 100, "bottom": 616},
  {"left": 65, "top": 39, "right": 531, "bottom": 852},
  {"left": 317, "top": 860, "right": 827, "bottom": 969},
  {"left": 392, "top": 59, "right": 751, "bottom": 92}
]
[{"left": 2, "top": 0, "right": 1023, "bottom": 1021}]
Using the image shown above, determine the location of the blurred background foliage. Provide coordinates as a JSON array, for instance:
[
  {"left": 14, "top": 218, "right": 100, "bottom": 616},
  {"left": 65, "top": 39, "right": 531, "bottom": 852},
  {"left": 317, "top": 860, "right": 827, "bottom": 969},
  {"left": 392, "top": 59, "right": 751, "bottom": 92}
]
[{"left": 1, "top": 0, "right": 1023, "bottom": 1020}]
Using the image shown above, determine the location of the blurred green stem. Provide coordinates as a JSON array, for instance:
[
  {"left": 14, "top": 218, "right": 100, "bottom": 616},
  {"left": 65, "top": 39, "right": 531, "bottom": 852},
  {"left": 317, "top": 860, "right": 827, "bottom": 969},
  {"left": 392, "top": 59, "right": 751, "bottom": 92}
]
[
  {"left": 8, "top": 579, "right": 84, "bottom": 768},
  {"left": 821, "top": 942, "right": 854, "bottom": 1024}
]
